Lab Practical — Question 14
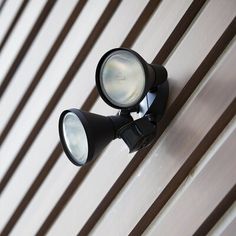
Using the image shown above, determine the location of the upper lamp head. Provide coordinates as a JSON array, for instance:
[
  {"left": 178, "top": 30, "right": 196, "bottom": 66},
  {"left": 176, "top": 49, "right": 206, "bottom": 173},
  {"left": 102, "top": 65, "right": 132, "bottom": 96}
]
[{"left": 96, "top": 48, "right": 167, "bottom": 110}]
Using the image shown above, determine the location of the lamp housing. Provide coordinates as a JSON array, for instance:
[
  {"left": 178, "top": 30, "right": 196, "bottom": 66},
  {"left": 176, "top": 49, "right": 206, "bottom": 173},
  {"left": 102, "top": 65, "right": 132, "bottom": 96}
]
[
  {"left": 96, "top": 48, "right": 167, "bottom": 111},
  {"left": 59, "top": 48, "right": 169, "bottom": 166},
  {"left": 59, "top": 109, "right": 132, "bottom": 166}
]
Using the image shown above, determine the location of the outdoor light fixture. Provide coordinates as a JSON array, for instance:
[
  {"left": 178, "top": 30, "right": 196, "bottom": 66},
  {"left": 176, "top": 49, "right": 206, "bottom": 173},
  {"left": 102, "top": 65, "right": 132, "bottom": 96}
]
[{"left": 59, "top": 48, "right": 169, "bottom": 166}]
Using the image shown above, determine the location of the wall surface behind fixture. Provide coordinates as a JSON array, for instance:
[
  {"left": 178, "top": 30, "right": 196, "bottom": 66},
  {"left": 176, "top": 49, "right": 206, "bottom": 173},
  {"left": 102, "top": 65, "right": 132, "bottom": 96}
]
[{"left": 0, "top": 0, "right": 235, "bottom": 235}]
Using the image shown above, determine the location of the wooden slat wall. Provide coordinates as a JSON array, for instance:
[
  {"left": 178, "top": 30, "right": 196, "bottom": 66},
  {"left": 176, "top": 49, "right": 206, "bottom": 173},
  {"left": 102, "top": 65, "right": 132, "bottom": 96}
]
[
  {"left": 0, "top": 0, "right": 235, "bottom": 235},
  {"left": 144, "top": 116, "right": 236, "bottom": 236}
]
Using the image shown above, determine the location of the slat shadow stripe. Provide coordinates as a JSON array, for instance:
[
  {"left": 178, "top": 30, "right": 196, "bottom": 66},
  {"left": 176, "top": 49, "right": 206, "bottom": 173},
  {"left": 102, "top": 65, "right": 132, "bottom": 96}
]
[
  {"left": 78, "top": 1, "right": 210, "bottom": 235},
  {"left": 0, "top": 0, "right": 30, "bottom": 52},
  {"left": 34, "top": 0, "right": 163, "bottom": 235},
  {"left": 194, "top": 184, "right": 236, "bottom": 236},
  {"left": 0, "top": 0, "right": 87, "bottom": 145},
  {"left": 0, "top": 0, "right": 7, "bottom": 13},
  {"left": 129, "top": 20, "right": 236, "bottom": 235},
  {"left": 130, "top": 97, "right": 236, "bottom": 235},
  {"left": 0, "top": 0, "right": 121, "bottom": 195},
  {"left": 0, "top": 0, "right": 57, "bottom": 98}
]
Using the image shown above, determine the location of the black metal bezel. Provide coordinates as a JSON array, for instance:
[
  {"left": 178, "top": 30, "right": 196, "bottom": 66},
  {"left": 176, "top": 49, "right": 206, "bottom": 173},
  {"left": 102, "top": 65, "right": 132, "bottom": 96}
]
[
  {"left": 58, "top": 109, "right": 95, "bottom": 166},
  {"left": 96, "top": 48, "right": 151, "bottom": 110}
]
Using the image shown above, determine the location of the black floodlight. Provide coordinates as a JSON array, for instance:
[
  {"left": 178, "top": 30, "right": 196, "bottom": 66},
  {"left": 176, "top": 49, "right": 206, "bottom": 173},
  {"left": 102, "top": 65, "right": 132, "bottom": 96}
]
[
  {"left": 59, "top": 109, "right": 132, "bottom": 166},
  {"left": 96, "top": 48, "right": 167, "bottom": 110},
  {"left": 59, "top": 48, "right": 169, "bottom": 166}
]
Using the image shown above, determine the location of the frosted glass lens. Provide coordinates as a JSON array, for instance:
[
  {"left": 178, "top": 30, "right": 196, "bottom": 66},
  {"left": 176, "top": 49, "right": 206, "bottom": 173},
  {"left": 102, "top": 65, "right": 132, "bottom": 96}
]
[
  {"left": 100, "top": 51, "right": 145, "bottom": 107},
  {"left": 63, "top": 112, "right": 88, "bottom": 165}
]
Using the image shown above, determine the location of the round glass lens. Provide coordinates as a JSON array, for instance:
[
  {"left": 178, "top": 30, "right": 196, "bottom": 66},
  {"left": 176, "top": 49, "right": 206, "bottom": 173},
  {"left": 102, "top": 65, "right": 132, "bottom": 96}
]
[
  {"left": 62, "top": 112, "right": 88, "bottom": 165},
  {"left": 100, "top": 50, "right": 146, "bottom": 107}
]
